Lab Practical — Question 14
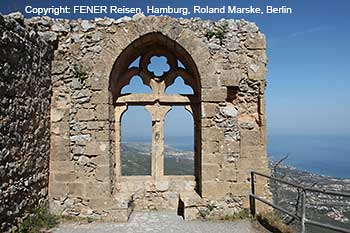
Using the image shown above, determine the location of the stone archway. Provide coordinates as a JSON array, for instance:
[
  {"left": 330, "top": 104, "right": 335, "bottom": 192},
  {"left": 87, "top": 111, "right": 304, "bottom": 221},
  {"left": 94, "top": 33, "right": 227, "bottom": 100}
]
[
  {"left": 47, "top": 15, "right": 269, "bottom": 221},
  {"left": 109, "top": 32, "right": 202, "bottom": 210}
]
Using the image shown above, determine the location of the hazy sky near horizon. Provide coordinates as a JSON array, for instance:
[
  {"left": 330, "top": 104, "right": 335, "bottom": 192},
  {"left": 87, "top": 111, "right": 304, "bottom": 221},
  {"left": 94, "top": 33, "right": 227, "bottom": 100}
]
[{"left": 1, "top": 0, "right": 349, "bottom": 136}]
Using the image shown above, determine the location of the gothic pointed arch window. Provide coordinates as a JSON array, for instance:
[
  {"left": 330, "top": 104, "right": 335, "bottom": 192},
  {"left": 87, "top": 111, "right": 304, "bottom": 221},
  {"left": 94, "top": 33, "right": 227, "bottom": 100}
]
[{"left": 110, "top": 33, "right": 201, "bottom": 191}]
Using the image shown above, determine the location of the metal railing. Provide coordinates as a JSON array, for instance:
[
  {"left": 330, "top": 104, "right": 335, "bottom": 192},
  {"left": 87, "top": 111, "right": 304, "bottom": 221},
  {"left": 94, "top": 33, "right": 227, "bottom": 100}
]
[{"left": 249, "top": 171, "right": 350, "bottom": 233}]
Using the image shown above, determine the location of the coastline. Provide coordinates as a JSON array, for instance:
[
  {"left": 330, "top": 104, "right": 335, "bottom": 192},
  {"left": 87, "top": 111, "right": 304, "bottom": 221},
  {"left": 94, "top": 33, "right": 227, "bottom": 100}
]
[{"left": 270, "top": 161, "right": 350, "bottom": 231}]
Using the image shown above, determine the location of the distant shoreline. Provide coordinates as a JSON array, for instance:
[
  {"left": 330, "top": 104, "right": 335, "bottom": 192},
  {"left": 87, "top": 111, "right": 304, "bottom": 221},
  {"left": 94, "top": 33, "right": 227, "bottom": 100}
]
[{"left": 122, "top": 134, "right": 350, "bottom": 179}]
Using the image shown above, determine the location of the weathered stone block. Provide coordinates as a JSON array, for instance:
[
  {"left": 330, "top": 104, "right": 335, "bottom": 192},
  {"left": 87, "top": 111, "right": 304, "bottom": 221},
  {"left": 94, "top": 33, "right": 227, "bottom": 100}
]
[
  {"left": 54, "top": 172, "right": 76, "bottom": 182},
  {"left": 240, "top": 130, "right": 264, "bottom": 147},
  {"left": 49, "top": 182, "right": 68, "bottom": 197},
  {"left": 50, "top": 161, "right": 74, "bottom": 172},
  {"left": 202, "top": 181, "right": 232, "bottom": 199},
  {"left": 202, "top": 103, "right": 217, "bottom": 118},
  {"left": 236, "top": 157, "right": 268, "bottom": 172},
  {"left": 202, "top": 153, "right": 224, "bottom": 164},
  {"left": 218, "top": 168, "right": 238, "bottom": 182},
  {"left": 178, "top": 192, "right": 202, "bottom": 220},
  {"left": 91, "top": 90, "right": 109, "bottom": 104},
  {"left": 247, "top": 61, "right": 266, "bottom": 81},
  {"left": 76, "top": 108, "right": 95, "bottom": 121},
  {"left": 202, "top": 163, "right": 220, "bottom": 181},
  {"left": 240, "top": 145, "right": 266, "bottom": 159},
  {"left": 95, "top": 104, "right": 109, "bottom": 120},
  {"left": 229, "top": 182, "right": 250, "bottom": 196},
  {"left": 71, "top": 135, "right": 91, "bottom": 144},
  {"left": 202, "top": 141, "right": 219, "bottom": 154},
  {"left": 87, "top": 121, "right": 106, "bottom": 130},
  {"left": 68, "top": 183, "right": 85, "bottom": 196},
  {"left": 191, "top": 46, "right": 211, "bottom": 67},
  {"left": 90, "top": 75, "right": 108, "bottom": 90},
  {"left": 218, "top": 69, "right": 242, "bottom": 87},
  {"left": 85, "top": 182, "right": 110, "bottom": 198},
  {"left": 85, "top": 141, "right": 108, "bottom": 156},
  {"left": 202, "top": 87, "right": 227, "bottom": 102},
  {"left": 51, "top": 122, "right": 70, "bottom": 136},
  {"left": 183, "top": 207, "right": 200, "bottom": 220},
  {"left": 179, "top": 192, "right": 202, "bottom": 207},
  {"left": 87, "top": 197, "right": 106, "bottom": 209},
  {"left": 50, "top": 139, "right": 70, "bottom": 161},
  {"left": 91, "top": 130, "right": 109, "bottom": 141},
  {"left": 95, "top": 166, "right": 110, "bottom": 181},
  {"left": 50, "top": 140, "right": 70, "bottom": 157},
  {"left": 199, "top": 63, "right": 219, "bottom": 88},
  {"left": 201, "top": 127, "right": 224, "bottom": 142},
  {"left": 155, "top": 181, "right": 170, "bottom": 192},
  {"left": 201, "top": 118, "right": 214, "bottom": 127},
  {"left": 176, "top": 28, "right": 196, "bottom": 50},
  {"left": 51, "top": 108, "right": 69, "bottom": 122},
  {"left": 219, "top": 141, "right": 240, "bottom": 154}
]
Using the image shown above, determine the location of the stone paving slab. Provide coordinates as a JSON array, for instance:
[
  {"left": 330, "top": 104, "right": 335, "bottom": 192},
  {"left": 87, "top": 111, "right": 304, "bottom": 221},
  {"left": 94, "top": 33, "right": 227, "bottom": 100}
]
[{"left": 53, "top": 211, "right": 269, "bottom": 233}]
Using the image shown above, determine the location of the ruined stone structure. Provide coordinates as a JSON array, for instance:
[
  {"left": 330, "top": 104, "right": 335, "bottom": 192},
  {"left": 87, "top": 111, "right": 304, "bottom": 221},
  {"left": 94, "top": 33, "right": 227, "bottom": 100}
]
[{"left": 0, "top": 12, "right": 270, "bottom": 230}]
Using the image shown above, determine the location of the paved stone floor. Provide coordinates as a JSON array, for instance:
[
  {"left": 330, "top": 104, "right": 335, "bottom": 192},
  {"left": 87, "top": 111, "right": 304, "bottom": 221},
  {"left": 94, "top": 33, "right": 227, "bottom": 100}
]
[{"left": 53, "top": 211, "right": 269, "bottom": 233}]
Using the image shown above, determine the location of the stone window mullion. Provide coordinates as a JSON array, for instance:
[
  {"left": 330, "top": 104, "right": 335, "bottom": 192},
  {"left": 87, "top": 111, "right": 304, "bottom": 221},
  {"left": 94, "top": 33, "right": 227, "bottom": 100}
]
[{"left": 145, "top": 105, "right": 171, "bottom": 180}]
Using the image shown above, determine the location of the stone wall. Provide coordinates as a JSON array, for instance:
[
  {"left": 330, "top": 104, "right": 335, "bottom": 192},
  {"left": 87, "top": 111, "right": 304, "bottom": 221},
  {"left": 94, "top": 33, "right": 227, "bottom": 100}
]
[
  {"left": 35, "top": 14, "right": 269, "bottom": 220},
  {"left": 1, "top": 12, "right": 270, "bottom": 223},
  {"left": 0, "top": 13, "right": 54, "bottom": 231}
]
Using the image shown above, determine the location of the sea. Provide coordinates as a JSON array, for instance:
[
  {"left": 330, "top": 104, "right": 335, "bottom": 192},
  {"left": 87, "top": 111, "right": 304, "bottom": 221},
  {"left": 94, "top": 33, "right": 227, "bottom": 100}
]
[
  {"left": 123, "top": 134, "right": 350, "bottom": 179},
  {"left": 267, "top": 134, "right": 350, "bottom": 179}
]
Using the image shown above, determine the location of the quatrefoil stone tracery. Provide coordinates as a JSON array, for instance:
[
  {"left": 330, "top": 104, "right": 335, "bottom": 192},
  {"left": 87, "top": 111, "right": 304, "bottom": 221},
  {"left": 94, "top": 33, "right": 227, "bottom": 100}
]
[{"left": 117, "top": 50, "right": 196, "bottom": 97}]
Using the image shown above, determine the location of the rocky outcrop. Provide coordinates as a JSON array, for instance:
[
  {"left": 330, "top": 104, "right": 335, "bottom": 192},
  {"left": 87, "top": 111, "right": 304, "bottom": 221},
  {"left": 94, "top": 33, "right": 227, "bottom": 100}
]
[{"left": 0, "top": 12, "right": 54, "bottom": 232}]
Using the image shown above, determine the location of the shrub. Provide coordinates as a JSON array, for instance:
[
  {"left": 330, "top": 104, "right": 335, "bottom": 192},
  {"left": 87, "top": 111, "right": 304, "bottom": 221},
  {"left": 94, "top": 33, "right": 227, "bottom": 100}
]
[
  {"left": 205, "top": 22, "right": 229, "bottom": 45},
  {"left": 220, "top": 208, "right": 252, "bottom": 221}
]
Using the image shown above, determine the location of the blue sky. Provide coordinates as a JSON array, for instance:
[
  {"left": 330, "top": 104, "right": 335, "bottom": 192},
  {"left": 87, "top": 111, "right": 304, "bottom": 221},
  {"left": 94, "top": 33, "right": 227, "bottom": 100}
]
[{"left": 1, "top": 0, "right": 349, "bottom": 136}]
